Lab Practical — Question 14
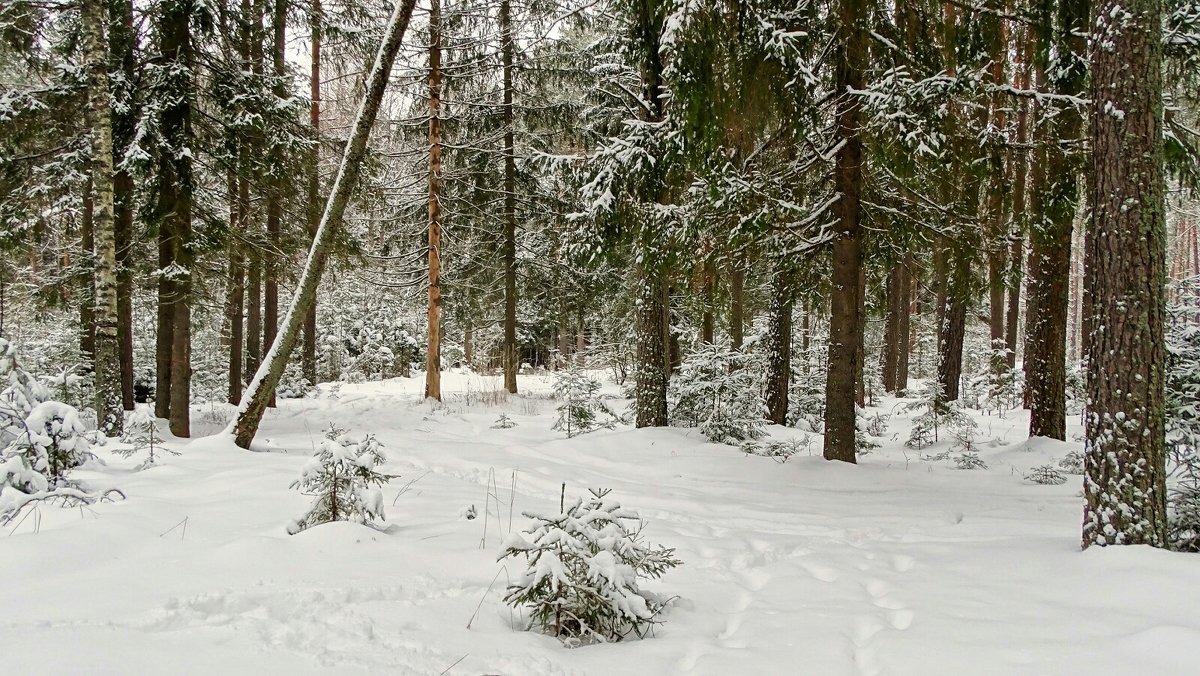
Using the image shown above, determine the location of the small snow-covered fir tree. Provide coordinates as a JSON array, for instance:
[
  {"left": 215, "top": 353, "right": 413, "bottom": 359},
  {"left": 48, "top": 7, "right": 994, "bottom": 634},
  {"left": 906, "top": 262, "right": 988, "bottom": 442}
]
[
  {"left": 492, "top": 413, "right": 517, "bottom": 429},
  {"left": 287, "top": 426, "right": 394, "bottom": 534},
  {"left": 954, "top": 452, "right": 987, "bottom": 470},
  {"left": 498, "top": 488, "right": 680, "bottom": 644},
  {"left": 905, "top": 380, "right": 973, "bottom": 450},
  {"left": 0, "top": 338, "right": 51, "bottom": 444},
  {"left": 6, "top": 401, "right": 94, "bottom": 483},
  {"left": 787, "top": 369, "right": 826, "bottom": 433},
  {"left": 972, "top": 341, "right": 1021, "bottom": 417},
  {"left": 0, "top": 401, "right": 97, "bottom": 521},
  {"left": 1025, "top": 465, "right": 1067, "bottom": 485},
  {"left": 1165, "top": 278, "right": 1200, "bottom": 550},
  {"left": 669, "top": 345, "right": 766, "bottom": 445},
  {"left": 742, "top": 435, "right": 814, "bottom": 463},
  {"left": 115, "top": 405, "right": 175, "bottom": 469},
  {"left": 552, "top": 367, "right": 615, "bottom": 438},
  {"left": 1058, "top": 450, "right": 1085, "bottom": 475}
]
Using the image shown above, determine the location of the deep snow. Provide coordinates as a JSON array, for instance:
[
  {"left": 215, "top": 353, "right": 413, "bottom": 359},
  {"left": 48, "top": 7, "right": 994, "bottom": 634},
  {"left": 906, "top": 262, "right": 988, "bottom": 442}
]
[{"left": 2, "top": 371, "right": 1197, "bottom": 675}]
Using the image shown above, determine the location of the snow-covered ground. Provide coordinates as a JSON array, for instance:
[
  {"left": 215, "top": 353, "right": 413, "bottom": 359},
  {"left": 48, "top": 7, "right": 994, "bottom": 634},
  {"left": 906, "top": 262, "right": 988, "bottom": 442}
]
[{"left": 3, "top": 371, "right": 1197, "bottom": 675}]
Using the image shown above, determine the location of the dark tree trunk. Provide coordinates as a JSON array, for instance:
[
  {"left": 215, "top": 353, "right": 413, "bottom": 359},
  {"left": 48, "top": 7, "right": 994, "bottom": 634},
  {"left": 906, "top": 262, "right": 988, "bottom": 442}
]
[
  {"left": 823, "top": 0, "right": 865, "bottom": 464},
  {"left": 730, "top": 261, "right": 745, "bottom": 350},
  {"left": 233, "top": 0, "right": 420, "bottom": 448},
  {"left": 302, "top": 0, "right": 322, "bottom": 386},
  {"left": 702, "top": 258, "right": 715, "bottom": 344},
  {"left": 634, "top": 266, "right": 668, "bottom": 427},
  {"left": 245, "top": 253, "right": 262, "bottom": 379},
  {"left": 1024, "top": 0, "right": 1085, "bottom": 440},
  {"left": 882, "top": 263, "right": 902, "bottom": 393},
  {"left": 154, "top": 189, "right": 174, "bottom": 420},
  {"left": 897, "top": 264, "right": 912, "bottom": 394},
  {"left": 765, "top": 269, "right": 792, "bottom": 425},
  {"left": 110, "top": 0, "right": 136, "bottom": 411},
  {"left": 159, "top": 0, "right": 194, "bottom": 437},
  {"left": 262, "top": 0, "right": 286, "bottom": 408},
  {"left": 937, "top": 263, "right": 968, "bottom": 403},
  {"left": 665, "top": 281, "right": 681, "bottom": 373},
  {"left": 1082, "top": 0, "right": 1167, "bottom": 548},
  {"left": 500, "top": 0, "right": 518, "bottom": 394},
  {"left": 226, "top": 171, "right": 247, "bottom": 404}
]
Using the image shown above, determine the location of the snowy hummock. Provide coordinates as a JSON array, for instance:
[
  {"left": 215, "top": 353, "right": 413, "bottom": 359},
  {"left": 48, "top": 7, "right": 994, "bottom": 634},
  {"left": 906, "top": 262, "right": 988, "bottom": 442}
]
[{"left": 1, "top": 371, "right": 1197, "bottom": 675}]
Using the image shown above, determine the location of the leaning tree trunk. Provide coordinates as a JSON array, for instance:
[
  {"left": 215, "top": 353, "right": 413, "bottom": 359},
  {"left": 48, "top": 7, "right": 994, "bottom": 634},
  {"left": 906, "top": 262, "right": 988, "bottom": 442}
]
[
  {"left": 425, "top": 0, "right": 443, "bottom": 402},
  {"left": 1023, "top": 0, "right": 1085, "bottom": 439},
  {"left": 500, "top": 0, "right": 518, "bottom": 394},
  {"left": 764, "top": 268, "right": 792, "bottom": 425},
  {"left": 1082, "top": 0, "right": 1167, "bottom": 548},
  {"left": 83, "top": 1, "right": 123, "bottom": 436},
  {"left": 232, "top": 0, "right": 420, "bottom": 448},
  {"left": 823, "top": 0, "right": 866, "bottom": 464}
]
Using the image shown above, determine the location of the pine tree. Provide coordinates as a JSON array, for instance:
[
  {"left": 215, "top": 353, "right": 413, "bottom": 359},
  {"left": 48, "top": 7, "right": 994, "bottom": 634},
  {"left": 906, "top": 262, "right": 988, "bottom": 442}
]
[{"left": 1082, "top": 0, "right": 1168, "bottom": 547}]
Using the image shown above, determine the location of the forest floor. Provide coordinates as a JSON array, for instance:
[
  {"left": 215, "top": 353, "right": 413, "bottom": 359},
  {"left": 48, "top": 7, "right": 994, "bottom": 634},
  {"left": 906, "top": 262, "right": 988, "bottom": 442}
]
[{"left": 2, "top": 371, "right": 1197, "bottom": 675}]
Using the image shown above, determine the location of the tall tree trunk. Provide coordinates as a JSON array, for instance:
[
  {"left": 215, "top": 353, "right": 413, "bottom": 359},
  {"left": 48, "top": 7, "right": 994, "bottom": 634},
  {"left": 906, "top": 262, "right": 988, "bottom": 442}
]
[
  {"left": 261, "top": 0, "right": 286, "bottom": 408},
  {"left": 500, "top": 0, "right": 518, "bottom": 394},
  {"left": 302, "top": 0, "right": 322, "bottom": 386},
  {"left": 664, "top": 280, "right": 680, "bottom": 373},
  {"left": 245, "top": 255, "right": 262, "bottom": 378},
  {"left": 225, "top": 168, "right": 247, "bottom": 405},
  {"left": 1024, "top": 0, "right": 1085, "bottom": 439},
  {"left": 823, "top": 0, "right": 865, "bottom": 463},
  {"left": 244, "top": 0, "right": 264, "bottom": 383},
  {"left": 882, "top": 263, "right": 902, "bottom": 393},
  {"left": 83, "top": 2, "right": 123, "bottom": 436},
  {"left": 702, "top": 257, "right": 715, "bottom": 344},
  {"left": 1082, "top": 0, "right": 1166, "bottom": 547},
  {"left": 1005, "top": 34, "right": 1030, "bottom": 371},
  {"left": 425, "top": 0, "right": 443, "bottom": 401},
  {"left": 634, "top": 265, "right": 668, "bottom": 427},
  {"left": 160, "top": 0, "right": 194, "bottom": 438},
  {"left": 232, "top": 0, "right": 420, "bottom": 448},
  {"left": 938, "top": 260, "right": 969, "bottom": 402},
  {"left": 154, "top": 188, "right": 174, "bottom": 420},
  {"left": 730, "top": 261, "right": 745, "bottom": 349},
  {"left": 896, "top": 256, "right": 911, "bottom": 393},
  {"left": 764, "top": 268, "right": 792, "bottom": 425},
  {"left": 855, "top": 266, "right": 866, "bottom": 406},
  {"left": 464, "top": 314, "right": 473, "bottom": 366},
  {"left": 80, "top": 179, "right": 96, "bottom": 364},
  {"left": 985, "top": 12, "right": 1009, "bottom": 360},
  {"left": 110, "top": 0, "right": 136, "bottom": 410}
]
